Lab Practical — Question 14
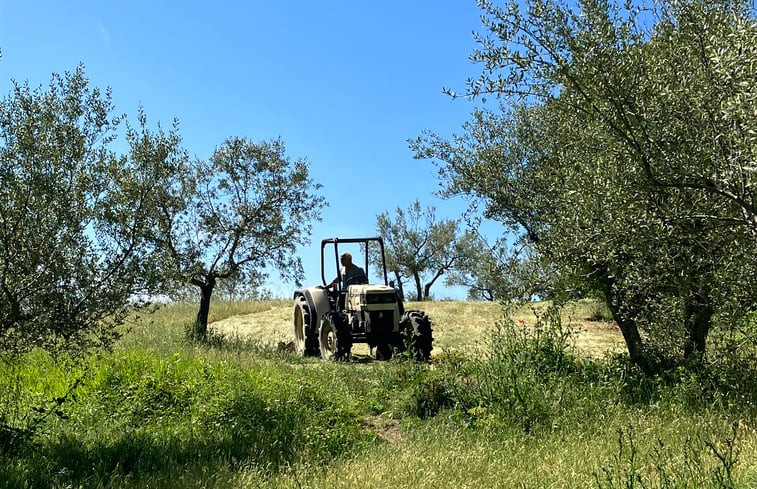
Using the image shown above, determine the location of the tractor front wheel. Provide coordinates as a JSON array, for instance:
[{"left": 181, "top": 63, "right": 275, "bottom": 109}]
[
  {"left": 319, "top": 313, "right": 352, "bottom": 361},
  {"left": 400, "top": 310, "right": 433, "bottom": 362}
]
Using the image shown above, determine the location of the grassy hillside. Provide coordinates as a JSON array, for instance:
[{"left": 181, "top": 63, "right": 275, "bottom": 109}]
[
  {"left": 1, "top": 299, "right": 755, "bottom": 488},
  {"left": 210, "top": 298, "right": 626, "bottom": 357}
]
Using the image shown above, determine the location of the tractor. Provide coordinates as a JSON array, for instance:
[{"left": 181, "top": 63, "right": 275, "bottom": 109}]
[{"left": 292, "top": 237, "right": 432, "bottom": 361}]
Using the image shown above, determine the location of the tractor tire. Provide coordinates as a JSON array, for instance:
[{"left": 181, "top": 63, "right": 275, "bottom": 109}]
[
  {"left": 293, "top": 296, "right": 319, "bottom": 357},
  {"left": 401, "top": 310, "right": 433, "bottom": 362},
  {"left": 319, "top": 313, "right": 352, "bottom": 361}
]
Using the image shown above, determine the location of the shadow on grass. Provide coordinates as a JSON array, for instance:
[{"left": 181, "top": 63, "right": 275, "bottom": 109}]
[
  {"left": 17, "top": 429, "right": 286, "bottom": 488},
  {"left": 3, "top": 401, "right": 359, "bottom": 488},
  {"left": 1, "top": 366, "right": 365, "bottom": 488}
]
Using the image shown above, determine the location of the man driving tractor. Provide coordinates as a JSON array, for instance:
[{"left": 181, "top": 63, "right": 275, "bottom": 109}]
[{"left": 321, "top": 252, "right": 367, "bottom": 290}]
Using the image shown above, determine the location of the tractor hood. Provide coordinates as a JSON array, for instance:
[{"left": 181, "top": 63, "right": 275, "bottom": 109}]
[{"left": 345, "top": 284, "right": 398, "bottom": 311}]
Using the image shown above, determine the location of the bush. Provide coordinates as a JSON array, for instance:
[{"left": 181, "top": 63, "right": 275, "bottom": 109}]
[{"left": 449, "top": 306, "right": 584, "bottom": 433}]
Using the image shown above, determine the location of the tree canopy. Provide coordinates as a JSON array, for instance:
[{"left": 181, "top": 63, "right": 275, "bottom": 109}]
[
  {"left": 149, "top": 137, "right": 325, "bottom": 338},
  {"left": 414, "top": 0, "right": 757, "bottom": 369},
  {"left": 0, "top": 67, "right": 171, "bottom": 356},
  {"left": 373, "top": 200, "right": 468, "bottom": 301},
  {"left": 444, "top": 234, "right": 548, "bottom": 302},
  {"left": 0, "top": 65, "right": 325, "bottom": 352}
]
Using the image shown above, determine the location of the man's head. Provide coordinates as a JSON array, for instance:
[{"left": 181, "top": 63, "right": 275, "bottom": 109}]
[{"left": 340, "top": 252, "right": 353, "bottom": 267}]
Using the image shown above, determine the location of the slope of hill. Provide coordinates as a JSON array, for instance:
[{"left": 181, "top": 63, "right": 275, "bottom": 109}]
[{"left": 210, "top": 299, "right": 626, "bottom": 357}]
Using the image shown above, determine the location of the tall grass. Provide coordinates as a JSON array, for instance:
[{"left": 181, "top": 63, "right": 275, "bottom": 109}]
[
  {"left": 1, "top": 300, "right": 756, "bottom": 488},
  {"left": 0, "top": 350, "right": 377, "bottom": 487}
]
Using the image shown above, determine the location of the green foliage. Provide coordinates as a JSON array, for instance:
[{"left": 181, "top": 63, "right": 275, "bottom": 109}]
[
  {"left": 0, "top": 66, "right": 167, "bottom": 359},
  {"left": 149, "top": 136, "right": 325, "bottom": 337},
  {"left": 600, "top": 352, "right": 757, "bottom": 411},
  {"left": 373, "top": 200, "right": 466, "bottom": 301},
  {"left": 450, "top": 306, "right": 584, "bottom": 433},
  {"left": 381, "top": 361, "right": 456, "bottom": 419},
  {"left": 441, "top": 303, "right": 757, "bottom": 435},
  {"left": 0, "top": 350, "right": 367, "bottom": 488},
  {"left": 1, "top": 300, "right": 756, "bottom": 487},
  {"left": 414, "top": 0, "right": 757, "bottom": 367},
  {"left": 444, "top": 234, "right": 551, "bottom": 301},
  {"left": 0, "top": 66, "right": 193, "bottom": 443}
]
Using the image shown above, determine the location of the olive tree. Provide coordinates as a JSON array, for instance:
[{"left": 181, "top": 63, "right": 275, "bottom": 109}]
[
  {"left": 0, "top": 67, "right": 175, "bottom": 358},
  {"left": 445, "top": 234, "right": 549, "bottom": 302},
  {"left": 414, "top": 0, "right": 757, "bottom": 368},
  {"left": 150, "top": 137, "right": 325, "bottom": 338},
  {"left": 373, "top": 200, "right": 467, "bottom": 301}
]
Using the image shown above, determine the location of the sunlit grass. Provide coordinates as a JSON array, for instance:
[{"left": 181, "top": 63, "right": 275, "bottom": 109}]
[
  {"left": 2, "top": 299, "right": 755, "bottom": 488},
  {"left": 211, "top": 298, "right": 626, "bottom": 357},
  {"left": 250, "top": 414, "right": 756, "bottom": 489},
  {"left": 116, "top": 299, "right": 289, "bottom": 352}
]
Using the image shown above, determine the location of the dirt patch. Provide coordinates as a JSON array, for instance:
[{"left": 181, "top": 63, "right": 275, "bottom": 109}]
[{"left": 362, "top": 414, "right": 402, "bottom": 444}]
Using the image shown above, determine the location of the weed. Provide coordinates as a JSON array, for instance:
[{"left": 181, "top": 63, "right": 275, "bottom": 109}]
[
  {"left": 398, "top": 363, "right": 455, "bottom": 419},
  {"left": 594, "top": 423, "right": 741, "bottom": 489},
  {"left": 449, "top": 305, "right": 583, "bottom": 433}
]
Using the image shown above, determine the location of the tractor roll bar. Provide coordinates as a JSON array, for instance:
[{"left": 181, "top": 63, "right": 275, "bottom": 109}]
[{"left": 320, "top": 237, "right": 389, "bottom": 287}]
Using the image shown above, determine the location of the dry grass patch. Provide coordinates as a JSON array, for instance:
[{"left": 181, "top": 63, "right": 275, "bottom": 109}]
[
  {"left": 210, "top": 299, "right": 625, "bottom": 357},
  {"left": 209, "top": 299, "right": 292, "bottom": 346},
  {"left": 406, "top": 301, "right": 501, "bottom": 354}
]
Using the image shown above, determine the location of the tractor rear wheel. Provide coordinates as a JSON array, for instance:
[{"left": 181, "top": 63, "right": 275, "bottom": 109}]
[{"left": 293, "top": 296, "right": 319, "bottom": 357}]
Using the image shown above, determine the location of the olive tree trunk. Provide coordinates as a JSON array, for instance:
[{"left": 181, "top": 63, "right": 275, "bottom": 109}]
[
  {"left": 412, "top": 272, "right": 423, "bottom": 301},
  {"left": 683, "top": 294, "right": 713, "bottom": 359},
  {"left": 193, "top": 276, "right": 216, "bottom": 340}
]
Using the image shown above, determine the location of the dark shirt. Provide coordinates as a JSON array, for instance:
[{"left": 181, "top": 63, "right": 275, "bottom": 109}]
[{"left": 341, "top": 264, "right": 367, "bottom": 287}]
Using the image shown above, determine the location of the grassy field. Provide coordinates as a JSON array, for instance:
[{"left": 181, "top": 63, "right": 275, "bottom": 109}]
[
  {"left": 210, "top": 298, "right": 627, "bottom": 357},
  {"left": 1, "top": 299, "right": 755, "bottom": 488}
]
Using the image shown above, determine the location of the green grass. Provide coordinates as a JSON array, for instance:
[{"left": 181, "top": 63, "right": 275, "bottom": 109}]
[{"left": 1, "top": 299, "right": 756, "bottom": 488}]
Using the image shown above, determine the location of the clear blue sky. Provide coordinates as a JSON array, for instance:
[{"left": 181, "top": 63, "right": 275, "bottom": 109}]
[{"left": 0, "top": 1, "right": 495, "bottom": 299}]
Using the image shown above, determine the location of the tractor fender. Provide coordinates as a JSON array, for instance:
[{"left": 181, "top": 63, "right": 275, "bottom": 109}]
[{"left": 293, "top": 287, "right": 331, "bottom": 329}]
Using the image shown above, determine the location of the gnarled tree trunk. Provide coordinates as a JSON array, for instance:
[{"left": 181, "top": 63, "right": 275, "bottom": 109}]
[
  {"left": 193, "top": 275, "right": 216, "bottom": 340},
  {"left": 683, "top": 292, "right": 713, "bottom": 360},
  {"left": 393, "top": 270, "right": 405, "bottom": 301},
  {"left": 412, "top": 272, "right": 423, "bottom": 301},
  {"left": 595, "top": 266, "right": 652, "bottom": 372}
]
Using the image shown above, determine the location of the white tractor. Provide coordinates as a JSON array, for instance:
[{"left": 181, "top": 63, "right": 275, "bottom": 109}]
[{"left": 292, "top": 237, "right": 432, "bottom": 361}]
